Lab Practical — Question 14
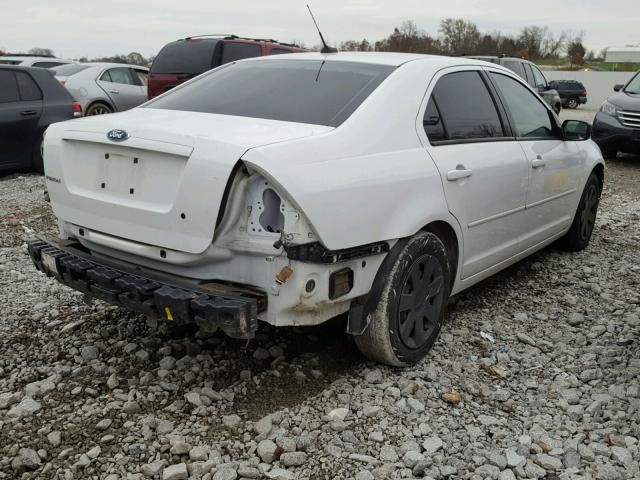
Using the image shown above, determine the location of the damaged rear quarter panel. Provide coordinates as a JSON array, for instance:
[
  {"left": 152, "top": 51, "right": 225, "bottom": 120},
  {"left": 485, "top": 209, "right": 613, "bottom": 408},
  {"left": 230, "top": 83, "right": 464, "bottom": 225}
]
[{"left": 241, "top": 60, "right": 456, "bottom": 251}]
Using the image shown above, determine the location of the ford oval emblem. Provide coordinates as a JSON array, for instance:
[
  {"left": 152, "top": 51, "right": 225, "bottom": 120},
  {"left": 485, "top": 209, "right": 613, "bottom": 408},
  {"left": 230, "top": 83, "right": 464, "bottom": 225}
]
[{"left": 107, "top": 129, "right": 129, "bottom": 142}]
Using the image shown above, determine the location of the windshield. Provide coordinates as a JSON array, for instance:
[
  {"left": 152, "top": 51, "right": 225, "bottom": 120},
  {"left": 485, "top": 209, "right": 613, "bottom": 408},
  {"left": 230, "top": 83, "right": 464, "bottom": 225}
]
[
  {"left": 147, "top": 59, "right": 395, "bottom": 127},
  {"left": 150, "top": 40, "right": 220, "bottom": 75},
  {"left": 52, "top": 64, "right": 90, "bottom": 76},
  {"left": 624, "top": 72, "right": 640, "bottom": 94}
]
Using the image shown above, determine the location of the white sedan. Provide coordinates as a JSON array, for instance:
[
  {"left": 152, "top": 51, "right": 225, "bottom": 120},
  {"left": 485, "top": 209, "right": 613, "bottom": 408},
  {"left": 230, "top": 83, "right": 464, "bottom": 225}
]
[
  {"left": 32, "top": 52, "right": 604, "bottom": 366},
  {"left": 52, "top": 62, "right": 149, "bottom": 115}
]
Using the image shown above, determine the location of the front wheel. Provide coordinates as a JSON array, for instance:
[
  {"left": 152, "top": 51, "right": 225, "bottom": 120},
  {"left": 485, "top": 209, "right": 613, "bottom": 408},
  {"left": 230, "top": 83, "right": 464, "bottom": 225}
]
[
  {"left": 558, "top": 173, "right": 601, "bottom": 252},
  {"left": 354, "top": 232, "right": 451, "bottom": 366}
]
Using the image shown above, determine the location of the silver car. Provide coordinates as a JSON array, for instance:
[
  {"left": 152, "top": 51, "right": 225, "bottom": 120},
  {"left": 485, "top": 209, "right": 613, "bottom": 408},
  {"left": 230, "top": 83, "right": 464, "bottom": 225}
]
[{"left": 53, "top": 63, "right": 149, "bottom": 116}]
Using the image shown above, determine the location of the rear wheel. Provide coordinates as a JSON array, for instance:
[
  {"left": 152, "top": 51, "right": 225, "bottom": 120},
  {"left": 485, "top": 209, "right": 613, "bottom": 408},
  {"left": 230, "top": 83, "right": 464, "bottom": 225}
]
[
  {"left": 558, "top": 173, "right": 601, "bottom": 251},
  {"left": 32, "top": 135, "right": 44, "bottom": 174},
  {"left": 566, "top": 97, "right": 579, "bottom": 109},
  {"left": 85, "top": 102, "right": 113, "bottom": 116},
  {"left": 354, "top": 232, "right": 451, "bottom": 366}
]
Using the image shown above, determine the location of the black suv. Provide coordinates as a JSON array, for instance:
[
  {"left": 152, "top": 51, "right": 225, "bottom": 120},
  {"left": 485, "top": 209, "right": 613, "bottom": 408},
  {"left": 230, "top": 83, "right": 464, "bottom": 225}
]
[
  {"left": 592, "top": 71, "right": 640, "bottom": 157},
  {"left": 0, "top": 65, "right": 81, "bottom": 174},
  {"left": 549, "top": 80, "right": 588, "bottom": 109},
  {"left": 467, "top": 56, "right": 562, "bottom": 114}
]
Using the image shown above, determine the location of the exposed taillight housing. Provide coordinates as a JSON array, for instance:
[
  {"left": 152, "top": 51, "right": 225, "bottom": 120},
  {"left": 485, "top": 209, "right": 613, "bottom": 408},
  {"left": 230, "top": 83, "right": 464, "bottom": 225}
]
[
  {"left": 72, "top": 101, "right": 83, "bottom": 117},
  {"left": 58, "top": 80, "right": 66, "bottom": 86},
  {"left": 580, "top": 90, "right": 587, "bottom": 97}
]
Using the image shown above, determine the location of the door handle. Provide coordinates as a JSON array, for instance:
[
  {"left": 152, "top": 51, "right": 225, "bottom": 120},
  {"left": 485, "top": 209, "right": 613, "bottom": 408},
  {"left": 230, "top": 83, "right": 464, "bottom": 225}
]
[
  {"left": 20, "top": 110, "right": 38, "bottom": 116},
  {"left": 532, "top": 155, "right": 546, "bottom": 168},
  {"left": 109, "top": 90, "right": 120, "bottom": 94},
  {"left": 446, "top": 167, "right": 473, "bottom": 181}
]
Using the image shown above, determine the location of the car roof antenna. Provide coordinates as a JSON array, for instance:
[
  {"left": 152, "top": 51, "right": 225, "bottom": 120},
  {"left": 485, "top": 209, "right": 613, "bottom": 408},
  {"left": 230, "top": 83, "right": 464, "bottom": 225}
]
[{"left": 306, "top": 5, "right": 338, "bottom": 54}]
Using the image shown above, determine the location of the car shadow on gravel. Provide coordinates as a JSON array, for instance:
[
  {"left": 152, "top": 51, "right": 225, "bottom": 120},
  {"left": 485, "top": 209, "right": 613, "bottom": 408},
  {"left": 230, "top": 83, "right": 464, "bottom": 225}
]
[{"left": 143, "top": 313, "right": 364, "bottom": 421}]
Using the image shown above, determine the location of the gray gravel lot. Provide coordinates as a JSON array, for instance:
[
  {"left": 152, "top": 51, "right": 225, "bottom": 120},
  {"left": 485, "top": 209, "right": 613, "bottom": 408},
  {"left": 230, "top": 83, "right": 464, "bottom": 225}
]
[{"left": 0, "top": 159, "right": 639, "bottom": 480}]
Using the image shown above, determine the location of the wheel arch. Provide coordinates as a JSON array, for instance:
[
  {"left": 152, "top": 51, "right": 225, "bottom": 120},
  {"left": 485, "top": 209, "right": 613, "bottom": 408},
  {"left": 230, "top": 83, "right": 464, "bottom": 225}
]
[
  {"left": 86, "top": 99, "right": 115, "bottom": 114},
  {"left": 592, "top": 163, "right": 605, "bottom": 195},
  {"left": 421, "top": 220, "right": 460, "bottom": 291}
]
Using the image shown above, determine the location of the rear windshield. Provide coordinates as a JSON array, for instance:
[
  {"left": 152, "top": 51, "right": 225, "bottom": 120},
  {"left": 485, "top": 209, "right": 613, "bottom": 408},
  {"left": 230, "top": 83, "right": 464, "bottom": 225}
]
[
  {"left": 150, "top": 40, "right": 220, "bottom": 75},
  {"left": 52, "top": 64, "right": 90, "bottom": 76},
  {"left": 147, "top": 59, "right": 395, "bottom": 127}
]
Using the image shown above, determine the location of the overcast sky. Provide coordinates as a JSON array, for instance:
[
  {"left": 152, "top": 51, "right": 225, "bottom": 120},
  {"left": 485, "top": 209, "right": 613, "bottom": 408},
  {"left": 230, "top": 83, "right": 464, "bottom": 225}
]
[{"left": 1, "top": 0, "right": 639, "bottom": 59}]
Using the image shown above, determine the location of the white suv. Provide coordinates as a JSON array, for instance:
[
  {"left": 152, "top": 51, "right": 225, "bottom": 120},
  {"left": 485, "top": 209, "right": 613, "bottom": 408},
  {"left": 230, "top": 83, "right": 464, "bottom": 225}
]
[
  {"left": 0, "top": 55, "right": 74, "bottom": 69},
  {"left": 30, "top": 53, "right": 604, "bottom": 366}
]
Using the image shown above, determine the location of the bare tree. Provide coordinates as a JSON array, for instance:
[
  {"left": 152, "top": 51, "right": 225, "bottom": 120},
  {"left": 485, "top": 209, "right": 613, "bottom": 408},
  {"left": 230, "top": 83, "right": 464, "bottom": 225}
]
[
  {"left": 541, "top": 31, "right": 565, "bottom": 58},
  {"left": 125, "top": 52, "right": 146, "bottom": 66},
  {"left": 439, "top": 18, "right": 480, "bottom": 55},
  {"left": 518, "top": 26, "right": 547, "bottom": 59},
  {"left": 28, "top": 47, "right": 55, "bottom": 57}
]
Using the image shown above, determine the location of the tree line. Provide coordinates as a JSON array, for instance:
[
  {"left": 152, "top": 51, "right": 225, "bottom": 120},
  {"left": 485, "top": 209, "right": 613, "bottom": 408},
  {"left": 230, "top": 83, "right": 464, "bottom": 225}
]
[
  {"left": 3, "top": 19, "right": 596, "bottom": 67},
  {"left": 338, "top": 19, "right": 593, "bottom": 66},
  {"left": 0, "top": 47, "right": 153, "bottom": 66}
]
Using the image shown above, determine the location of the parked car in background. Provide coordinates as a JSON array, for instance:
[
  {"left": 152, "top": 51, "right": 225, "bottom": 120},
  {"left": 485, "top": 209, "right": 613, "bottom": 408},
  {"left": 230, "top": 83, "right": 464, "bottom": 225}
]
[
  {"left": 30, "top": 53, "right": 603, "bottom": 367},
  {"left": 148, "top": 34, "right": 305, "bottom": 99},
  {"left": 549, "top": 80, "right": 588, "bottom": 109},
  {"left": 592, "top": 71, "right": 640, "bottom": 157},
  {"left": 466, "top": 56, "right": 562, "bottom": 114},
  {"left": 0, "top": 54, "right": 74, "bottom": 69},
  {"left": 0, "top": 65, "right": 81, "bottom": 174},
  {"left": 53, "top": 63, "right": 149, "bottom": 115}
]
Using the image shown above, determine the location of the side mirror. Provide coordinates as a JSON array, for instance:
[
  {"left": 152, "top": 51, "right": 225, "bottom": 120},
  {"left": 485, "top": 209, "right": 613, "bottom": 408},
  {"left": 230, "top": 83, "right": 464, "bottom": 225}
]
[
  {"left": 613, "top": 84, "right": 624, "bottom": 92},
  {"left": 563, "top": 120, "right": 591, "bottom": 141}
]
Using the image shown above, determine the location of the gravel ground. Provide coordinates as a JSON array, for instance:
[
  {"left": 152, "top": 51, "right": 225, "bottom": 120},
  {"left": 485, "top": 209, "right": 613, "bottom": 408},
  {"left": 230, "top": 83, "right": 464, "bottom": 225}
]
[{"left": 1, "top": 159, "right": 639, "bottom": 480}]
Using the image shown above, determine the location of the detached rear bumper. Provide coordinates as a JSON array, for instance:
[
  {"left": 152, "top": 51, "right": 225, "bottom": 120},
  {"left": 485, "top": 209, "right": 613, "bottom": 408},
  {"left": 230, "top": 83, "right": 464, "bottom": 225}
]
[{"left": 27, "top": 237, "right": 263, "bottom": 339}]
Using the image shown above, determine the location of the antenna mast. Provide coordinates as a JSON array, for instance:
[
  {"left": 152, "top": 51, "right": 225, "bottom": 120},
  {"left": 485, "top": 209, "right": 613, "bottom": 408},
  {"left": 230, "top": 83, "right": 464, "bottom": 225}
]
[{"left": 306, "top": 5, "right": 338, "bottom": 54}]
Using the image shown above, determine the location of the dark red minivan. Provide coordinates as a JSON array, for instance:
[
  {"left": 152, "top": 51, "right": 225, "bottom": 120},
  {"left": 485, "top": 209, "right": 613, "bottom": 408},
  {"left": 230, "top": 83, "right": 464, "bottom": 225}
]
[{"left": 148, "top": 35, "right": 305, "bottom": 99}]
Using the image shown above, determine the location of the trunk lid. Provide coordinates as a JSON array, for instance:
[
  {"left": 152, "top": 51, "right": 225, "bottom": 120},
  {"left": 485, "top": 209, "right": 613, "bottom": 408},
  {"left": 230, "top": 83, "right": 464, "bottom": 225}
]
[{"left": 45, "top": 108, "right": 332, "bottom": 254}]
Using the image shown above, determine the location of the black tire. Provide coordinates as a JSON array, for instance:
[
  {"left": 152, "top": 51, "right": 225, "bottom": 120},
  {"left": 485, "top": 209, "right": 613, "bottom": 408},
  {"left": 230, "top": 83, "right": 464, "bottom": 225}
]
[
  {"left": 354, "top": 231, "right": 451, "bottom": 366},
  {"left": 566, "top": 97, "right": 579, "bottom": 109},
  {"left": 32, "top": 134, "right": 44, "bottom": 174},
  {"left": 558, "top": 173, "right": 601, "bottom": 252},
  {"left": 85, "top": 102, "right": 113, "bottom": 116}
]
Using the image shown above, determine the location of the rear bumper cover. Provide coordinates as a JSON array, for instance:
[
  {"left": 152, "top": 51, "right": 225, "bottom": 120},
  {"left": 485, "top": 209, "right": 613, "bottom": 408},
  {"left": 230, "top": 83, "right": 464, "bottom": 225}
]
[{"left": 27, "top": 237, "right": 261, "bottom": 338}]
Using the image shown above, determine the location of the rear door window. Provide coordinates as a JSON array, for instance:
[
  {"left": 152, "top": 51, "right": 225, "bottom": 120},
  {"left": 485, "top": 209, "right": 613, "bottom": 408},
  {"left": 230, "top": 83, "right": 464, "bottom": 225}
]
[
  {"left": 150, "top": 40, "right": 220, "bottom": 75},
  {"left": 134, "top": 69, "right": 149, "bottom": 86},
  {"left": 530, "top": 66, "right": 548, "bottom": 89},
  {"left": 101, "top": 68, "right": 136, "bottom": 85},
  {"left": 221, "top": 42, "right": 262, "bottom": 64},
  {"left": 426, "top": 71, "right": 505, "bottom": 142},
  {"left": 522, "top": 63, "right": 536, "bottom": 88},
  {"left": 422, "top": 97, "right": 446, "bottom": 142},
  {"left": 15, "top": 71, "right": 42, "bottom": 101},
  {"left": 0, "top": 70, "right": 20, "bottom": 102},
  {"left": 503, "top": 60, "right": 525, "bottom": 79}
]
